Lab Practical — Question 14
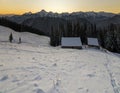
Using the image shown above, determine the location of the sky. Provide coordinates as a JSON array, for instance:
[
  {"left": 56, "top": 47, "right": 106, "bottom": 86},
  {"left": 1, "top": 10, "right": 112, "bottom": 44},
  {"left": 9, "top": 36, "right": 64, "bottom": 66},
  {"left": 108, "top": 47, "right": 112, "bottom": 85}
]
[{"left": 0, "top": 0, "right": 120, "bottom": 14}]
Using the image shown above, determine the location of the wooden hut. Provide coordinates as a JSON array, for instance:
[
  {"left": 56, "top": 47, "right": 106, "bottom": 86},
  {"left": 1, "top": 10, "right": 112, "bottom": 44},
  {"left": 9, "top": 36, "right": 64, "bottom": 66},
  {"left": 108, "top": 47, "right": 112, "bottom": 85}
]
[
  {"left": 87, "top": 38, "right": 100, "bottom": 48},
  {"left": 61, "top": 37, "right": 82, "bottom": 49}
]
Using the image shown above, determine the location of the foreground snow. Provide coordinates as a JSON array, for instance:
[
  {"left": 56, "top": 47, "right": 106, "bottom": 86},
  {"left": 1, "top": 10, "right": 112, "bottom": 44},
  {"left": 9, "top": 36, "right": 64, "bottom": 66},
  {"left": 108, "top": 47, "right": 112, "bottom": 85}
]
[{"left": 0, "top": 26, "right": 120, "bottom": 93}]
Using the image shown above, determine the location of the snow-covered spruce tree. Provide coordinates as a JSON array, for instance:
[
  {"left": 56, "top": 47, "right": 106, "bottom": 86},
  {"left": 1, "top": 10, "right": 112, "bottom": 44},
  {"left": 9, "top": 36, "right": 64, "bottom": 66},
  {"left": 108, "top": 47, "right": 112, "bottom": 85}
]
[
  {"left": 105, "top": 24, "right": 118, "bottom": 52},
  {"left": 115, "top": 25, "right": 120, "bottom": 53},
  {"left": 9, "top": 33, "right": 13, "bottom": 43},
  {"left": 79, "top": 23, "right": 87, "bottom": 44},
  {"left": 67, "top": 21, "right": 73, "bottom": 37},
  {"left": 117, "top": 26, "right": 120, "bottom": 53},
  {"left": 97, "top": 28, "right": 106, "bottom": 48},
  {"left": 50, "top": 23, "right": 63, "bottom": 46},
  {"left": 50, "top": 26, "right": 55, "bottom": 46}
]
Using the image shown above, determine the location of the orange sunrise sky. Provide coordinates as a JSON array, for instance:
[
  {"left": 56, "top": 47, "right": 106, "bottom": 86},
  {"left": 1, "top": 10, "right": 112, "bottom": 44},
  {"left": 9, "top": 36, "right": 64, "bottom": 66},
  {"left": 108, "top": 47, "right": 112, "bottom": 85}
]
[{"left": 0, "top": 0, "right": 120, "bottom": 14}]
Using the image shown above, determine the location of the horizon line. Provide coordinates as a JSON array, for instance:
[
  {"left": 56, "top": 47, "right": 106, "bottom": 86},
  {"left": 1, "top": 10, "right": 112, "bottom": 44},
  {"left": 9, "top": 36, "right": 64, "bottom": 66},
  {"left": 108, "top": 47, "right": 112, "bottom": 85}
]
[{"left": 0, "top": 10, "right": 119, "bottom": 15}]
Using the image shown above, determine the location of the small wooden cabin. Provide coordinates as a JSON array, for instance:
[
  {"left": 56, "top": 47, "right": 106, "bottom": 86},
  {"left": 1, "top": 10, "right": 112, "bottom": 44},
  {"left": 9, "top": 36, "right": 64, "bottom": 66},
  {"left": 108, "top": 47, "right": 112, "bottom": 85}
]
[
  {"left": 87, "top": 38, "right": 100, "bottom": 48},
  {"left": 61, "top": 37, "right": 82, "bottom": 49}
]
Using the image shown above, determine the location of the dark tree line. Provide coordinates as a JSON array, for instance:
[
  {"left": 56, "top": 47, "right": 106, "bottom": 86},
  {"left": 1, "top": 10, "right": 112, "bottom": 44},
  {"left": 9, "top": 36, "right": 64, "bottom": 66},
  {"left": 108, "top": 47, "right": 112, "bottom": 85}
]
[
  {"left": 50, "top": 24, "right": 62, "bottom": 46},
  {"left": 50, "top": 21, "right": 88, "bottom": 46},
  {"left": 0, "top": 17, "right": 45, "bottom": 35},
  {"left": 50, "top": 20, "right": 120, "bottom": 53},
  {"left": 50, "top": 20, "right": 92, "bottom": 46}
]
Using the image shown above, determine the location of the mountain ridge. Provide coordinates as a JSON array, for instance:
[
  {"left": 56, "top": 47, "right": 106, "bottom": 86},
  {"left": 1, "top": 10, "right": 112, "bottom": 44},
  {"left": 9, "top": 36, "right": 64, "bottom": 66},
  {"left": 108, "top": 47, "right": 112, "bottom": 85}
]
[
  {"left": 6, "top": 10, "right": 120, "bottom": 34},
  {"left": 23, "top": 10, "right": 117, "bottom": 17}
]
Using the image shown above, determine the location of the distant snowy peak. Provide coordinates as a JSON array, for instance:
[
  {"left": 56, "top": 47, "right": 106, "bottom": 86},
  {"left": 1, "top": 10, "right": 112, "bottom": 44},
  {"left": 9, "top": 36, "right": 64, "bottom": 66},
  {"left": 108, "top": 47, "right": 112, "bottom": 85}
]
[
  {"left": 37, "top": 10, "right": 65, "bottom": 18},
  {"left": 70, "top": 11, "right": 115, "bottom": 18},
  {"left": 6, "top": 10, "right": 119, "bottom": 25},
  {"left": 34, "top": 10, "right": 115, "bottom": 18},
  {"left": 97, "top": 12, "right": 115, "bottom": 17},
  {"left": 22, "top": 10, "right": 115, "bottom": 18},
  {"left": 23, "top": 12, "right": 32, "bottom": 16},
  {"left": 37, "top": 9, "right": 48, "bottom": 17}
]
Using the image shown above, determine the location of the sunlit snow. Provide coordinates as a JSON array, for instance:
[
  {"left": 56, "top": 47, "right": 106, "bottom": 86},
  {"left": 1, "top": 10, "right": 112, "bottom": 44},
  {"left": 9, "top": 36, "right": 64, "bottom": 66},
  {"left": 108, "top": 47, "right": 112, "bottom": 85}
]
[{"left": 0, "top": 26, "right": 120, "bottom": 93}]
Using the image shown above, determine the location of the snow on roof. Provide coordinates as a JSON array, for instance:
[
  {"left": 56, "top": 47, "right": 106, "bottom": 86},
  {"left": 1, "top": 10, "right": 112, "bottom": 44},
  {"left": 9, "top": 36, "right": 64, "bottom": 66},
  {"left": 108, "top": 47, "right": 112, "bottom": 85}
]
[
  {"left": 87, "top": 38, "right": 99, "bottom": 46},
  {"left": 61, "top": 37, "right": 82, "bottom": 47}
]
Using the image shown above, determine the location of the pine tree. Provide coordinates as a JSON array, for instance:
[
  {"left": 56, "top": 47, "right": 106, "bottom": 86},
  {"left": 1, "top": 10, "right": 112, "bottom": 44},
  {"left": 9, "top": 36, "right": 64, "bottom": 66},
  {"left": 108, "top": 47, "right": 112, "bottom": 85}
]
[{"left": 9, "top": 33, "right": 13, "bottom": 43}]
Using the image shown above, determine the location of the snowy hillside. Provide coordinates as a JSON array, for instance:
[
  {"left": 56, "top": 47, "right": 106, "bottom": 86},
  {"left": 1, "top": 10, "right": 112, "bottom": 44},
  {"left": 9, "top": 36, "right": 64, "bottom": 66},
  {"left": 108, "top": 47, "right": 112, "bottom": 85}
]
[
  {"left": 0, "top": 26, "right": 49, "bottom": 46},
  {"left": 0, "top": 26, "right": 120, "bottom": 93}
]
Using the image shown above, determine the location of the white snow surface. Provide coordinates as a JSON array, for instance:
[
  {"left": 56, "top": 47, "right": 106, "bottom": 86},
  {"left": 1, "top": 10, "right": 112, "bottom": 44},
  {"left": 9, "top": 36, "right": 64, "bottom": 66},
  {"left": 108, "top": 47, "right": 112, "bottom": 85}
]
[{"left": 0, "top": 26, "right": 120, "bottom": 93}]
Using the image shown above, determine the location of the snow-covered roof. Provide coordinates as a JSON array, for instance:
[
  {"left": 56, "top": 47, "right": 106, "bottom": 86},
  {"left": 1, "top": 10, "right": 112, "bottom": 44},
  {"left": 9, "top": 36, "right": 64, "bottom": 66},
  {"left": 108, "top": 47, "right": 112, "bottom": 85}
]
[
  {"left": 87, "top": 38, "right": 99, "bottom": 46},
  {"left": 61, "top": 37, "right": 82, "bottom": 47}
]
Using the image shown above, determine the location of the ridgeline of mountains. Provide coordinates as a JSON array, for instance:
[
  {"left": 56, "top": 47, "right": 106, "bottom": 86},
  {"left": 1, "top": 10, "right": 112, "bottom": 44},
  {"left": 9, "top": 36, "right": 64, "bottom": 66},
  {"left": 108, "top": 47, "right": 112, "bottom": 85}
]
[
  {"left": 0, "top": 10, "right": 120, "bottom": 53},
  {"left": 3, "top": 10, "right": 120, "bottom": 35}
]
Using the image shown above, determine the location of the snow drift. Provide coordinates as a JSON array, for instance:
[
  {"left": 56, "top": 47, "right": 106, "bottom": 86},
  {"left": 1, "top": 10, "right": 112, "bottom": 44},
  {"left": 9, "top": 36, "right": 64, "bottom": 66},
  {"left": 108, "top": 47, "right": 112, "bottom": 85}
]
[{"left": 0, "top": 26, "right": 120, "bottom": 93}]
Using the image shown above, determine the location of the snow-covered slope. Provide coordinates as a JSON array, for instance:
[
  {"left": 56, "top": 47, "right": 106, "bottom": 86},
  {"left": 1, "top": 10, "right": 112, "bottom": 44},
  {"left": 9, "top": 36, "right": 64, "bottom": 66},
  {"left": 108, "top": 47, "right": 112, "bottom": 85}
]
[
  {"left": 0, "top": 26, "right": 49, "bottom": 46},
  {"left": 0, "top": 26, "right": 120, "bottom": 93}
]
